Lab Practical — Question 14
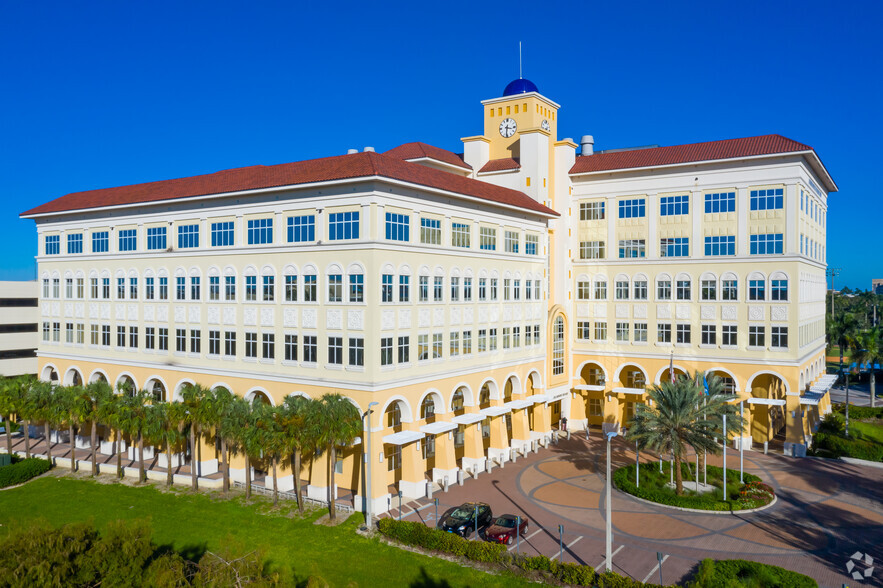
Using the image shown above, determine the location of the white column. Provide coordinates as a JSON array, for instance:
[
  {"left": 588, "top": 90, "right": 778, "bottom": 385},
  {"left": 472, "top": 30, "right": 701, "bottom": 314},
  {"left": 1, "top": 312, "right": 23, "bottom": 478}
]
[
  {"left": 736, "top": 187, "right": 749, "bottom": 256},
  {"left": 647, "top": 192, "right": 658, "bottom": 259},
  {"left": 691, "top": 190, "right": 702, "bottom": 259},
  {"left": 785, "top": 184, "right": 798, "bottom": 254}
]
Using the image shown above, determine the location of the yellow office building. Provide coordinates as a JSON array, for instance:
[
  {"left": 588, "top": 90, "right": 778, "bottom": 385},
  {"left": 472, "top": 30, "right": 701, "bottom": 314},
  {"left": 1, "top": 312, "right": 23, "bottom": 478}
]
[{"left": 22, "top": 78, "right": 836, "bottom": 512}]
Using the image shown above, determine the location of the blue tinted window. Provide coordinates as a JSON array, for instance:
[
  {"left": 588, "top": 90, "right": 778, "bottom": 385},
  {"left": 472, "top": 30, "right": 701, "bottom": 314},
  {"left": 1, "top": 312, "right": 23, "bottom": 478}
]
[
  {"left": 660, "top": 195, "right": 689, "bottom": 216},
  {"left": 385, "top": 213, "right": 410, "bottom": 241},
  {"left": 92, "top": 231, "right": 109, "bottom": 253},
  {"left": 247, "top": 218, "right": 273, "bottom": 245},
  {"left": 750, "top": 233, "right": 783, "bottom": 255},
  {"left": 45, "top": 235, "right": 60, "bottom": 255},
  {"left": 211, "top": 221, "right": 234, "bottom": 247},
  {"left": 67, "top": 233, "right": 83, "bottom": 254},
  {"left": 618, "top": 199, "right": 646, "bottom": 218},
  {"left": 704, "top": 235, "right": 735, "bottom": 256},
  {"left": 328, "top": 211, "right": 359, "bottom": 240},
  {"left": 119, "top": 229, "right": 137, "bottom": 252},
  {"left": 287, "top": 215, "right": 315, "bottom": 242},
  {"left": 177, "top": 224, "right": 199, "bottom": 248},
  {"left": 660, "top": 237, "right": 689, "bottom": 257},
  {"left": 750, "top": 188, "right": 784, "bottom": 211},
  {"left": 147, "top": 227, "right": 167, "bottom": 250},
  {"left": 704, "top": 192, "right": 736, "bottom": 213}
]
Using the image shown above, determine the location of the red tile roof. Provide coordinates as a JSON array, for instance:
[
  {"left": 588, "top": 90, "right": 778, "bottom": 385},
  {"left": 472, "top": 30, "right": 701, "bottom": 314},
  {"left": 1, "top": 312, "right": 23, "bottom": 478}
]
[
  {"left": 479, "top": 158, "right": 521, "bottom": 173},
  {"left": 569, "top": 134, "right": 814, "bottom": 174},
  {"left": 384, "top": 142, "right": 471, "bottom": 171},
  {"left": 22, "top": 151, "right": 557, "bottom": 217}
]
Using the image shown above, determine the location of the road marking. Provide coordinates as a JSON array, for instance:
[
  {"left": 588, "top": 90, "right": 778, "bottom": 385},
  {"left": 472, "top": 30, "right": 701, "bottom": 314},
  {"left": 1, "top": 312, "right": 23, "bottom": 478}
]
[
  {"left": 550, "top": 536, "right": 583, "bottom": 560},
  {"left": 595, "top": 545, "right": 624, "bottom": 570},
  {"left": 642, "top": 554, "right": 669, "bottom": 584},
  {"left": 507, "top": 529, "right": 542, "bottom": 551}
]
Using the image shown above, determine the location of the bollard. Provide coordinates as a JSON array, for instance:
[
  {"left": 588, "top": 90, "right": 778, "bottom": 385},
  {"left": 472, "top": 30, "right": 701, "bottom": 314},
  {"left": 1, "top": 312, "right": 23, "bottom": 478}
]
[
  {"left": 764, "top": 441, "right": 768, "bottom": 455},
  {"left": 457, "top": 469, "right": 464, "bottom": 486},
  {"left": 443, "top": 475, "right": 449, "bottom": 493},
  {"left": 426, "top": 480, "right": 432, "bottom": 499},
  {"left": 486, "top": 458, "right": 493, "bottom": 474},
  {"left": 510, "top": 448, "right": 517, "bottom": 463}
]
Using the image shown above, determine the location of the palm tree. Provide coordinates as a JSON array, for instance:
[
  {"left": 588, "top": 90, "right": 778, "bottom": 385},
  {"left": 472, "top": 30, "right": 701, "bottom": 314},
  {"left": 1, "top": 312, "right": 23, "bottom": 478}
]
[
  {"left": 233, "top": 399, "right": 264, "bottom": 502},
  {"left": 627, "top": 375, "right": 744, "bottom": 496},
  {"left": 28, "top": 380, "right": 56, "bottom": 463},
  {"left": 118, "top": 389, "right": 151, "bottom": 482},
  {"left": 252, "top": 402, "right": 287, "bottom": 507},
  {"left": 14, "top": 376, "right": 38, "bottom": 459},
  {"left": 83, "top": 380, "right": 113, "bottom": 476},
  {"left": 281, "top": 395, "right": 314, "bottom": 514},
  {"left": 101, "top": 391, "right": 125, "bottom": 479},
  {"left": 181, "top": 383, "right": 211, "bottom": 491},
  {"left": 852, "top": 327, "right": 883, "bottom": 408},
  {"left": 54, "top": 385, "right": 82, "bottom": 472},
  {"left": 146, "top": 401, "right": 186, "bottom": 487},
  {"left": 212, "top": 387, "right": 239, "bottom": 494},
  {"left": 312, "top": 394, "right": 361, "bottom": 521},
  {"left": 0, "top": 376, "right": 16, "bottom": 455},
  {"left": 828, "top": 311, "right": 860, "bottom": 366}
]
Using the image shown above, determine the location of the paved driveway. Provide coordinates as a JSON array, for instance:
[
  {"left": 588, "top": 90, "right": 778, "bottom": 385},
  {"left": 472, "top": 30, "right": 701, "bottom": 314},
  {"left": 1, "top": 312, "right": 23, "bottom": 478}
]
[{"left": 390, "top": 434, "right": 883, "bottom": 587}]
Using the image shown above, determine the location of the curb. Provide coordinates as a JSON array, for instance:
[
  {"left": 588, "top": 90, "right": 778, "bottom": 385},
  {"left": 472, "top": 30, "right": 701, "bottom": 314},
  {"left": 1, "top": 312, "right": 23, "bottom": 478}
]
[
  {"left": 621, "top": 490, "right": 778, "bottom": 515},
  {"left": 839, "top": 456, "right": 883, "bottom": 470}
]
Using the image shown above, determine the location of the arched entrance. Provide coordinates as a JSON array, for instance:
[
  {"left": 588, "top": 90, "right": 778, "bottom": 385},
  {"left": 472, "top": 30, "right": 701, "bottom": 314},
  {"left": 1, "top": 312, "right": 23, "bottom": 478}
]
[{"left": 748, "top": 373, "right": 788, "bottom": 444}]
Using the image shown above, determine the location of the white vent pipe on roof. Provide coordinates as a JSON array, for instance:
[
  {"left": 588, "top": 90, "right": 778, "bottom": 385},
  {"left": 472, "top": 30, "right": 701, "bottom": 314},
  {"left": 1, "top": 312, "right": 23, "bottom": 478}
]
[
  {"left": 364, "top": 146, "right": 375, "bottom": 152},
  {"left": 347, "top": 148, "right": 358, "bottom": 154},
  {"left": 580, "top": 135, "right": 594, "bottom": 156}
]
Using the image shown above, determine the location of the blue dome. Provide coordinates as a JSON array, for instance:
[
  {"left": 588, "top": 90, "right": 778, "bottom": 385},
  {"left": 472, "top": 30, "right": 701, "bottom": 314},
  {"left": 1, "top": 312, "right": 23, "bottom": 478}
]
[{"left": 503, "top": 78, "right": 539, "bottom": 96}]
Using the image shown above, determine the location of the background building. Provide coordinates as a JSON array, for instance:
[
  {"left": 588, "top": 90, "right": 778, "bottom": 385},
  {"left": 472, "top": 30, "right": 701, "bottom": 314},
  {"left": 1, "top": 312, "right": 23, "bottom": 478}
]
[{"left": 0, "top": 281, "right": 38, "bottom": 377}]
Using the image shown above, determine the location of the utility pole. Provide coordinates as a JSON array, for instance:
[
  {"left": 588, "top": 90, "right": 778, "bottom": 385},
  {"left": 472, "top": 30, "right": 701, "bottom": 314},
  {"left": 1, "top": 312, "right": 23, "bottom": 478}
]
[{"left": 826, "top": 267, "right": 841, "bottom": 320}]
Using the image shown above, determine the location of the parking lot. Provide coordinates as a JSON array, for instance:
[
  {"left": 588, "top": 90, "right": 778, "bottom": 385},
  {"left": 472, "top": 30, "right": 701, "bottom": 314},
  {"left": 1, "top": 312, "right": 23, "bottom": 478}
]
[{"left": 381, "top": 433, "right": 883, "bottom": 587}]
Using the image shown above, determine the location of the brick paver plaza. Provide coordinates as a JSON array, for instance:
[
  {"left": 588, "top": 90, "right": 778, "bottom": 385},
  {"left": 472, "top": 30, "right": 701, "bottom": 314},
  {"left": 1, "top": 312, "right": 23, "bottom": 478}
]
[{"left": 394, "top": 434, "right": 883, "bottom": 587}]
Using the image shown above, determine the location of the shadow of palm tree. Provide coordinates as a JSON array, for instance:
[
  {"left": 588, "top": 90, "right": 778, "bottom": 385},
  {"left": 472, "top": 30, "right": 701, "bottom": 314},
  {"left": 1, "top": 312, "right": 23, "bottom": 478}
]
[{"left": 410, "top": 567, "right": 453, "bottom": 587}]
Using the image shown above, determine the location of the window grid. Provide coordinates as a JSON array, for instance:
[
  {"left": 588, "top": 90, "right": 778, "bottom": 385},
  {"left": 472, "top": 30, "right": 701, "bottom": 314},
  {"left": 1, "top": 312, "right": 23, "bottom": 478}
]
[
  {"left": 420, "top": 218, "right": 441, "bottom": 245},
  {"left": 328, "top": 211, "right": 359, "bottom": 240},
  {"left": 704, "top": 235, "right": 735, "bottom": 256},
  {"left": 750, "top": 188, "right": 784, "bottom": 211},
  {"left": 247, "top": 218, "right": 273, "bottom": 245},
  {"left": 750, "top": 233, "right": 784, "bottom": 255},
  {"left": 660, "top": 194, "right": 689, "bottom": 216},
  {"left": 618, "top": 198, "right": 646, "bottom": 218},
  {"left": 147, "top": 227, "right": 167, "bottom": 250},
  {"left": 211, "top": 221, "right": 234, "bottom": 247},
  {"left": 177, "top": 224, "right": 199, "bottom": 249},
  {"left": 660, "top": 237, "right": 689, "bottom": 257},
  {"left": 287, "top": 215, "right": 315, "bottom": 243},
  {"left": 618, "top": 239, "right": 645, "bottom": 258},
  {"left": 67, "top": 233, "right": 83, "bottom": 254},
  {"left": 385, "top": 212, "right": 410, "bottom": 242},
  {"left": 704, "top": 191, "right": 735, "bottom": 213}
]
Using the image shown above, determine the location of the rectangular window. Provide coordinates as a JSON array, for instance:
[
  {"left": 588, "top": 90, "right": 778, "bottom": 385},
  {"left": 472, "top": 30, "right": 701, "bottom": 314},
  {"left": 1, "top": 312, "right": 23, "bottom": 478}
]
[
  {"left": 525, "top": 234, "right": 538, "bottom": 255},
  {"left": 287, "top": 215, "right": 315, "bottom": 242},
  {"left": 67, "top": 233, "right": 83, "bottom": 254},
  {"left": 701, "top": 280, "right": 716, "bottom": 301},
  {"left": 92, "top": 231, "right": 109, "bottom": 252},
  {"left": 594, "top": 322, "right": 608, "bottom": 341},
  {"left": 190, "top": 329, "right": 201, "bottom": 353},
  {"left": 749, "top": 279, "right": 765, "bottom": 301},
  {"left": 579, "top": 201, "right": 605, "bottom": 220},
  {"left": 577, "top": 321, "right": 591, "bottom": 340},
  {"left": 633, "top": 280, "right": 648, "bottom": 300},
  {"left": 147, "top": 226, "right": 167, "bottom": 250},
  {"left": 303, "top": 335, "right": 317, "bottom": 363},
  {"left": 749, "top": 326, "right": 765, "bottom": 347},
  {"left": 701, "top": 324, "right": 716, "bottom": 345},
  {"left": 224, "top": 331, "right": 236, "bottom": 356},
  {"left": 89, "top": 278, "right": 98, "bottom": 299},
  {"left": 247, "top": 218, "right": 273, "bottom": 245},
  {"left": 750, "top": 188, "right": 784, "bottom": 211},
  {"left": 463, "top": 278, "right": 472, "bottom": 301},
  {"left": 704, "top": 191, "right": 736, "bottom": 213},
  {"left": 660, "top": 194, "right": 689, "bottom": 216},
  {"left": 478, "top": 329, "right": 487, "bottom": 353},
  {"left": 722, "top": 280, "right": 738, "bottom": 301},
  {"left": 245, "top": 332, "right": 258, "bottom": 358},
  {"left": 116, "top": 326, "right": 126, "bottom": 348},
  {"left": 176, "top": 276, "right": 186, "bottom": 300},
  {"left": 146, "top": 327, "right": 156, "bottom": 350},
  {"left": 618, "top": 239, "right": 645, "bottom": 258},
  {"left": 177, "top": 224, "right": 199, "bottom": 249},
  {"left": 208, "top": 276, "right": 219, "bottom": 301},
  {"left": 450, "top": 277, "right": 459, "bottom": 302},
  {"left": 65, "top": 322, "right": 74, "bottom": 344},
  {"left": 750, "top": 233, "right": 784, "bottom": 255},
  {"left": 398, "top": 336, "right": 410, "bottom": 363},
  {"left": 65, "top": 278, "right": 73, "bottom": 299},
  {"left": 118, "top": 229, "right": 137, "bottom": 252},
  {"left": 618, "top": 198, "right": 646, "bottom": 218},
  {"left": 176, "top": 328, "right": 187, "bottom": 353},
  {"left": 771, "top": 279, "right": 788, "bottom": 301},
  {"left": 157, "top": 327, "right": 168, "bottom": 351},
  {"left": 418, "top": 334, "right": 430, "bottom": 360},
  {"left": 385, "top": 212, "right": 410, "bottom": 242},
  {"left": 616, "top": 322, "right": 629, "bottom": 342},
  {"left": 379, "top": 274, "right": 393, "bottom": 303},
  {"left": 634, "top": 323, "right": 648, "bottom": 342},
  {"left": 263, "top": 333, "right": 275, "bottom": 359},
  {"left": 432, "top": 333, "right": 443, "bottom": 358},
  {"left": 224, "top": 276, "right": 236, "bottom": 301},
  {"left": 503, "top": 279, "right": 511, "bottom": 301},
  {"left": 209, "top": 330, "right": 220, "bottom": 355},
  {"left": 589, "top": 399, "right": 602, "bottom": 416},
  {"left": 488, "top": 328, "right": 497, "bottom": 351},
  {"left": 380, "top": 337, "right": 393, "bottom": 366},
  {"left": 479, "top": 227, "right": 497, "bottom": 250},
  {"left": 579, "top": 241, "right": 605, "bottom": 259},
  {"left": 449, "top": 332, "right": 460, "bottom": 356},
  {"left": 103, "top": 278, "right": 112, "bottom": 299},
  {"left": 462, "top": 331, "right": 472, "bottom": 355},
  {"left": 211, "top": 221, "right": 234, "bottom": 247},
  {"left": 340, "top": 274, "right": 361, "bottom": 304},
  {"left": 189, "top": 276, "right": 199, "bottom": 301},
  {"left": 615, "top": 281, "right": 629, "bottom": 300},
  {"left": 704, "top": 235, "right": 735, "bottom": 256},
  {"left": 504, "top": 231, "right": 519, "bottom": 253},
  {"left": 451, "top": 223, "right": 471, "bottom": 248},
  {"left": 478, "top": 278, "right": 487, "bottom": 301},
  {"left": 502, "top": 327, "right": 510, "bottom": 349},
  {"left": 771, "top": 326, "right": 788, "bottom": 348},
  {"left": 328, "top": 211, "right": 359, "bottom": 240},
  {"left": 676, "top": 280, "right": 691, "bottom": 300},
  {"left": 328, "top": 337, "right": 343, "bottom": 364},
  {"left": 577, "top": 281, "right": 590, "bottom": 301},
  {"left": 398, "top": 275, "right": 409, "bottom": 302},
  {"left": 284, "top": 334, "right": 297, "bottom": 361},
  {"left": 245, "top": 276, "right": 258, "bottom": 301},
  {"left": 420, "top": 217, "right": 441, "bottom": 245},
  {"left": 676, "top": 324, "right": 691, "bottom": 344},
  {"left": 657, "top": 280, "right": 671, "bottom": 300},
  {"left": 660, "top": 237, "right": 689, "bottom": 257},
  {"left": 301, "top": 275, "right": 315, "bottom": 302},
  {"left": 594, "top": 281, "right": 607, "bottom": 300},
  {"left": 658, "top": 323, "right": 671, "bottom": 343},
  {"left": 76, "top": 323, "right": 84, "bottom": 344},
  {"left": 431, "top": 277, "right": 442, "bottom": 302},
  {"left": 45, "top": 235, "right": 60, "bottom": 255},
  {"left": 327, "top": 274, "right": 342, "bottom": 302},
  {"left": 117, "top": 278, "right": 126, "bottom": 300},
  {"left": 722, "top": 325, "right": 737, "bottom": 346}
]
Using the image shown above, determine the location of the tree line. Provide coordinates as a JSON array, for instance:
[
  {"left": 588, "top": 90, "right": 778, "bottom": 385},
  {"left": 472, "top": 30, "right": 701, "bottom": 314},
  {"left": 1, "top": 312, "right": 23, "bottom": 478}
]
[
  {"left": 827, "top": 289, "right": 883, "bottom": 407},
  {"left": 0, "top": 376, "right": 362, "bottom": 520}
]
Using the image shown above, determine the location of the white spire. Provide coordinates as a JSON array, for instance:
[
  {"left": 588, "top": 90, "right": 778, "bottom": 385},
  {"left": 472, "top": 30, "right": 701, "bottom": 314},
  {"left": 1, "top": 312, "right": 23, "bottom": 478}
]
[{"left": 519, "top": 41, "right": 523, "bottom": 79}]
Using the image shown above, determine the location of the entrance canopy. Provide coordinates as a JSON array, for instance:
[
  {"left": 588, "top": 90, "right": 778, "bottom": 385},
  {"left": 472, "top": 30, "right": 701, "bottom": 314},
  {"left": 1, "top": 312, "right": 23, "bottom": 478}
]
[
  {"left": 383, "top": 431, "right": 425, "bottom": 445},
  {"left": 747, "top": 398, "right": 786, "bottom": 406}
]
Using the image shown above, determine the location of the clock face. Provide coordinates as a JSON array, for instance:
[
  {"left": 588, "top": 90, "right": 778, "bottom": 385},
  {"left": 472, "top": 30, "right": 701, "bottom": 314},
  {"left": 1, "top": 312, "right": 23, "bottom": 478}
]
[
  {"left": 499, "top": 118, "right": 517, "bottom": 138},
  {"left": 541, "top": 119, "right": 550, "bottom": 131}
]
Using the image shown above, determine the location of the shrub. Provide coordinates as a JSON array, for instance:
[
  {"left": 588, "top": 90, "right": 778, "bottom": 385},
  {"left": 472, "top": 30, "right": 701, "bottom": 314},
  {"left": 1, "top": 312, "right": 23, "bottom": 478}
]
[
  {"left": 833, "top": 404, "right": 883, "bottom": 420},
  {"left": 0, "top": 457, "right": 52, "bottom": 488},
  {"left": 553, "top": 561, "right": 595, "bottom": 586},
  {"left": 812, "top": 432, "right": 883, "bottom": 462},
  {"left": 465, "top": 540, "right": 505, "bottom": 563},
  {"left": 687, "top": 558, "right": 817, "bottom": 588}
]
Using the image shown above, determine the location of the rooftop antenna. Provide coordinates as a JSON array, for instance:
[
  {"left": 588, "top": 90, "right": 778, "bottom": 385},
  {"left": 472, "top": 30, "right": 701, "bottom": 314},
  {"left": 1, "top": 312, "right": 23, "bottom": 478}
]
[{"left": 519, "top": 41, "right": 523, "bottom": 78}]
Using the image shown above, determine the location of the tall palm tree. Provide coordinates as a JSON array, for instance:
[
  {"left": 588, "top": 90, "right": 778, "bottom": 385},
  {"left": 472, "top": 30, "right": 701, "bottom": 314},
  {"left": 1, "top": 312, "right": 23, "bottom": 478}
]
[
  {"left": 101, "top": 391, "right": 125, "bottom": 479},
  {"left": 0, "top": 376, "right": 16, "bottom": 455},
  {"left": 852, "top": 327, "right": 882, "bottom": 408},
  {"left": 212, "top": 387, "right": 239, "bottom": 494},
  {"left": 118, "top": 389, "right": 151, "bottom": 482},
  {"left": 253, "top": 402, "right": 287, "bottom": 507},
  {"left": 312, "top": 394, "right": 361, "bottom": 521},
  {"left": 14, "top": 376, "right": 38, "bottom": 459},
  {"left": 281, "top": 395, "right": 314, "bottom": 514},
  {"left": 828, "top": 311, "right": 860, "bottom": 365},
  {"left": 83, "top": 380, "right": 113, "bottom": 476},
  {"left": 234, "top": 399, "right": 265, "bottom": 502},
  {"left": 627, "top": 376, "right": 744, "bottom": 495},
  {"left": 28, "top": 380, "right": 56, "bottom": 463},
  {"left": 54, "top": 385, "right": 82, "bottom": 472},
  {"left": 181, "top": 383, "right": 211, "bottom": 491},
  {"left": 146, "top": 401, "right": 186, "bottom": 487}
]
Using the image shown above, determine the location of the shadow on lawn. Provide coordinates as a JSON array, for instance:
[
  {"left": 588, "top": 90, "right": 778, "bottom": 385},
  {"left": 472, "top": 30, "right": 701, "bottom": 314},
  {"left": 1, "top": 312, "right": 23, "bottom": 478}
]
[{"left": 410, "top": 567, "right": 453, "bottom": 587}]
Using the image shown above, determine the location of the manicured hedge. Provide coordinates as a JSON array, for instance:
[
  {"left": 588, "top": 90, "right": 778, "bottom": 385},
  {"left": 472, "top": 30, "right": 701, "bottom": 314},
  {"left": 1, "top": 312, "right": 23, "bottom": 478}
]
[
  {"left": 687, "top": 558, "right": 817, "bottom": 587},
  {"left": 0, "top": 456, "right": 52, "bottom": 488},
  {"left": 376, "top": 518, "right": 664, "bottom": 587},
  {"left": 833, "top": 404, "right": 883, "bottom": 420},
  {"left": 812, "top": 432, "right": 883, "bottom": 462}
]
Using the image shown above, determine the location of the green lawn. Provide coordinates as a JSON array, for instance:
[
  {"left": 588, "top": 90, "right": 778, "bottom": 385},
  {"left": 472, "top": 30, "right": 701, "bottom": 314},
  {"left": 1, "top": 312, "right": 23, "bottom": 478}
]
[
  {"left": 0, "top": 474, "right": 534, "bottom": 587},
  {"left": 851, "top": 419, "right": 883, "bottom": 444}
]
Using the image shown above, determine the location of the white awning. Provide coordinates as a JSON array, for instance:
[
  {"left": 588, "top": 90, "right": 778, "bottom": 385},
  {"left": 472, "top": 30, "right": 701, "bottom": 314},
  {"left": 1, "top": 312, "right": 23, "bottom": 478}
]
[
  {"left": 611, "top": 387, "right": 646, "bottom": 395},
  {"left": 747, "top": 398, "right": 786, "bottom": 406},
  {"left": 573, "top": 384, "right": 606, "bottom": 392},
  {"left": 382, "top": 431, "right": 425, "bottom": 445},
  {"left": 451, "top": 413, "right": 484, "bottom": 425},
  {"left": 799, "top": 394, "right": 824, "bottom": 406},
  {"left": 504, "top": 399, "right": 533, "bottom": 410},
  {"left": 479, "top": 406, "right": 510, "bottom": 417},
  {"left": 419, "top": 421, "right": 458, "bottom": 435},
  {"left": 526, "top": 394, "right": 550, "bottom": 403}
]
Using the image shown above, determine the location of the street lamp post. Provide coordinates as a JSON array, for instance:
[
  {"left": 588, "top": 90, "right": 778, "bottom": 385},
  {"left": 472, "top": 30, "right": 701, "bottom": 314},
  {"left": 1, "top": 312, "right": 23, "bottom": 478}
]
[
  {"left": 364, "top": 401, "right": 379, "bottom": 529},
  {"left": 605, "top": 431, "right": 618, "bottom": 573},
  {"left": 739, "top": 401, "right": 744, "bottom": 484}
]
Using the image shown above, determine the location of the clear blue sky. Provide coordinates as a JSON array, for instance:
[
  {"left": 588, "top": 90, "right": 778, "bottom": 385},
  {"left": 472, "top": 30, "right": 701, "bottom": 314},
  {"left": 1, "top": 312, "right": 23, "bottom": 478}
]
[{"left": 1, "top": 1, "right": 879, "bottom": 290}]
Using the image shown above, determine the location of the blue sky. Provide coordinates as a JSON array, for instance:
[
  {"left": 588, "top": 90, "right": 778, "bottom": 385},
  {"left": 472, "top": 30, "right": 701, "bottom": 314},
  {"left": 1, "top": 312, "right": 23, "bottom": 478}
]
[{"left": 1, "top": 1, "right": 879, "bottom": 290}]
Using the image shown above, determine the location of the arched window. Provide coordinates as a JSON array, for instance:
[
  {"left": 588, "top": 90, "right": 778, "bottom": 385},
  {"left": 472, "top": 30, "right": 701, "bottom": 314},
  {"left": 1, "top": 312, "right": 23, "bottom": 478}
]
[
  {"left": 451, "top": 388, "right": 465, "bottom": 413},
  {"left": 552, "top": 316, "right": 565, "bottom": 375},
  {"left": 479, "top": 384, "right": 491, "bottom": 408},
  {"left": 385, "top": 402, "right": 402, "bottom": 428},
  {"left": 420, "top": 396, "right": 436, "bottom": 420}
]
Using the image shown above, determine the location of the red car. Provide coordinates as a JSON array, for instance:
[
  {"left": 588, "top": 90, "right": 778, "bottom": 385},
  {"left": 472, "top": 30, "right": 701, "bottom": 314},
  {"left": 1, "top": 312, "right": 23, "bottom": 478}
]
[{"left": 484, "top": 514, "right": 528, "bottom": 545}]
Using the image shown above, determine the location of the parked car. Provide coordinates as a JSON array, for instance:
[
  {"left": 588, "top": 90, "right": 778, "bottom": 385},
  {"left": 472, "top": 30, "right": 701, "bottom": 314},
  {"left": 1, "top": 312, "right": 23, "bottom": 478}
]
[
  {"left": 484, "top": 514, "right": 529, "bottom": 545},
  {"left": 438, "top": 502, "right": 493, "bottom": 538}
]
